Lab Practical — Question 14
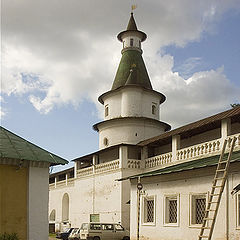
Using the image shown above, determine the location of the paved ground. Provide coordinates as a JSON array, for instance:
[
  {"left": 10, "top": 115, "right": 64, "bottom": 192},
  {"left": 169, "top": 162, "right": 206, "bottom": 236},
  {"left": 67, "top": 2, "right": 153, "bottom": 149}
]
[{"left": 48, "top": 237, "right": 57, "bottom": 240}]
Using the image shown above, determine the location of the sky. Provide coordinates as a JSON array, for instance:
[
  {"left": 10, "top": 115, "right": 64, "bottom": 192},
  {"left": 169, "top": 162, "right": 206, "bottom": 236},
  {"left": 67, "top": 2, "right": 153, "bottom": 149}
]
[{"left": 1, "top": 0, "right": 240, "bottom": 172}]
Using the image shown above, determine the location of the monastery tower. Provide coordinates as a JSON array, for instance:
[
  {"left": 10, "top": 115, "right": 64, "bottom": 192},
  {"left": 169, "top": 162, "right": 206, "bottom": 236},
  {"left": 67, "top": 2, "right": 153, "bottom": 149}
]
[{"left": 94, "top": 13, "right": 170, "bottom": 150}]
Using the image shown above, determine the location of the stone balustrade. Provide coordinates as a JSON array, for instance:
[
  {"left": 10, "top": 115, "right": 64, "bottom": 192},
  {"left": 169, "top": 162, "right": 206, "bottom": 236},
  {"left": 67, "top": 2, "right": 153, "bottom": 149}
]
[
  {"left": 144, "top": 133, "right": 240, "bottom": 170},
  {"left": 50, "top": 133, "right": 240, "bottom": 187},
  {"left": 77, "top": 166, "right": 94, "bottom": 177},
  {"left": 127, "top": 159, "right": 141, "bottom": 169},
  {"left": 145, "top": 152, "right": 172, "bottom": 168},
  {"left": 95, "top": 159, "right": 120, "bottom": 173},
  {"left": 177, "top": 139, "right": 221, "bottom": 161}
]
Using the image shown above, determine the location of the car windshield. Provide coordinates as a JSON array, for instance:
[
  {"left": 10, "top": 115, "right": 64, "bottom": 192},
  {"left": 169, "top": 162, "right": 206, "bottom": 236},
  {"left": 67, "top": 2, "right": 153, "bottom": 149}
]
[
  {"left": 64, "top": 228, "right": 71, "bottom": 233},
  {"left": 81, "top": 223, "right": 88, "bottom": 230}
]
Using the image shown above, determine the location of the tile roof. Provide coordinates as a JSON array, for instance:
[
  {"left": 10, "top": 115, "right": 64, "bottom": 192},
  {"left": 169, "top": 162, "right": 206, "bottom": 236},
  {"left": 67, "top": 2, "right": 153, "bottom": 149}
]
[{"left": 0, "top": 126, "right": 68, "bottom": 165}]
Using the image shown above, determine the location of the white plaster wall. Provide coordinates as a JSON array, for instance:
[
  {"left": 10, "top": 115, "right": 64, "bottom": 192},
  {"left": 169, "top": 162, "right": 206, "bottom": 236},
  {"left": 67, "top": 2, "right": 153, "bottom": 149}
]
[
  {"left": 28, "top": 166, "right": 49, "bottom": 240},
  {"left": 98, "top": 120, "right": 166, "bottom": 149},
  {"left": 121, "top": 32, "right": 143, "bottom": 49},
  {"left": 50, "top": 171, "right": 127, "bottom": 229},
  {"left": 129, "top": 168, "right": 240, "bottom": 240},
  {"left": 103, "top": 88, "right": 161, "bottom": 121},
  {"left": 49, "top": 184, "right": 75, "bottom": 231}
]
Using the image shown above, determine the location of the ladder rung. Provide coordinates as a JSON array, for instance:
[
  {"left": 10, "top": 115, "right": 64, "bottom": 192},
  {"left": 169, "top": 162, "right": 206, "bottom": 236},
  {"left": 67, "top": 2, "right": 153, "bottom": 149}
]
[
  {"left": 219, "top": 160, "right": 228, "bottom": 163},
  {"left": 206, "top": 209, "right": 216, "bottom": 212},
  {"left": 216, "top": 169, "right": 226, "bottom": 172},
  {"left": 214, "top": 177, "right": 224, "bottom": 180},
  {"left": 201, "top": 226, "right": 211, "bottom": 229},
  {"left": 208, "top": 201, "right": 218, "bottom": 203},
  {"left": 212, "top": 185, "right": 222, "bottom": 188},
  {"left": 199, "top": 235, "right": 209, "bottom": 238},
  {"left": 204, "top": 217, "right": 214, "bottom": 220},
  {"left": 210, "top": 193, "right": 220, "bottom": 196}
]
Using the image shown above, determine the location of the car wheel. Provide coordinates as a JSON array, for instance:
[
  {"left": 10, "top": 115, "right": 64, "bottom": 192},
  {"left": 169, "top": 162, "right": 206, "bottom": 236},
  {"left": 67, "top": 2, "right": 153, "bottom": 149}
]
[
  {"left": 123, "top": 237, "right": 130, "bottom": 240},
  {"left": 93, "top": 237, "right": 100, "bottom": 240}
]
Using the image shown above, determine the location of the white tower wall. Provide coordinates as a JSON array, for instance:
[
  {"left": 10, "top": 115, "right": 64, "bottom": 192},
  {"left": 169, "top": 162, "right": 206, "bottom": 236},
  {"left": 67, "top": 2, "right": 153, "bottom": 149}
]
[{"left": 103, "top": 87, "right": 162, "bottom": 121}]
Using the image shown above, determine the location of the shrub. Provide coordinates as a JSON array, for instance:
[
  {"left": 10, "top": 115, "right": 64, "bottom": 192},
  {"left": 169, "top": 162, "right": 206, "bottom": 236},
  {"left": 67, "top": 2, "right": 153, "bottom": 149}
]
[{"left": 0, "top": 233, "right": 19, "bottom": 240}]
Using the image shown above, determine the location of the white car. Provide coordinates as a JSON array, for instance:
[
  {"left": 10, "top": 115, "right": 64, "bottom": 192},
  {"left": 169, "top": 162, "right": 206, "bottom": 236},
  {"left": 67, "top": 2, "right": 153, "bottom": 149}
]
[{"left": 80, "top": 223, "right": 130, "bottom": 240}]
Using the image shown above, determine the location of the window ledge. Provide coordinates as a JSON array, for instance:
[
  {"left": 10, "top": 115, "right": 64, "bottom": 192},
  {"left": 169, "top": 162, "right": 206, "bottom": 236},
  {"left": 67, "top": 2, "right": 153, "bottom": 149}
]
[
  {"left": 189, "top": 224, "right": 203, "bottom": 229},
  {"left": 141, "top": 222, "right": 156, "bottom": 226},
  {"left": 163, "top": 223, "right": 179, "bottom": 227}
]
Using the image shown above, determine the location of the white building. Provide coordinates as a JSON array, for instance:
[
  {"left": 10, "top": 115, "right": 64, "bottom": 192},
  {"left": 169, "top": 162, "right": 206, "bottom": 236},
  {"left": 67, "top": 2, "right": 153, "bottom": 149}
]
[
  {"left": 122, "top": 108, "right": 240, "bottom": 240},
  {"left": 49, "top": 13, "right": 240, "bottom": 239}
]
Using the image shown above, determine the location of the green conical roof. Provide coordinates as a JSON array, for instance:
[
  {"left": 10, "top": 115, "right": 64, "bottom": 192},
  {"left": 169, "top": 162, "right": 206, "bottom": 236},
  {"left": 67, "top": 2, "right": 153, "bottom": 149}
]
[{"left": 111, "top": 50, "right": 152, "bottom": 90}]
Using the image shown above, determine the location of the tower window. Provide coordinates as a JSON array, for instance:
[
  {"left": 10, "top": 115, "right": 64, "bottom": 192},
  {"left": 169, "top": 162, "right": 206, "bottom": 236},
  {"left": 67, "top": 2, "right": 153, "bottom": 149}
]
[
  {"left": 152, "top": 104, "right": 157, "bottom": 115},
  {"left": 130, "top": 38, "right": 134, "bottom": 47},
  {"left": 103, "top": 137, "right": 109, "bottom": 146},
  {"left": 105, "top": 105, "right": 109, "bottom": 117}
]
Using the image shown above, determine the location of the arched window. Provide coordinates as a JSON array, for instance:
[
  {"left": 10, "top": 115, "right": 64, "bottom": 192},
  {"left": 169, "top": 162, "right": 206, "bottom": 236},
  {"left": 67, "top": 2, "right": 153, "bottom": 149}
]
[
  {"left": 62, "top": 193, "right": 69, "bottom": 222},
  {"left": 105, "top": 105, "right": 109, "bottom": 117},
  {"left": 152, "top": 104, "right": 156, "bottom": 115},
  {"left": 49, "top": 209, "right": 56, "bottom": 221}
]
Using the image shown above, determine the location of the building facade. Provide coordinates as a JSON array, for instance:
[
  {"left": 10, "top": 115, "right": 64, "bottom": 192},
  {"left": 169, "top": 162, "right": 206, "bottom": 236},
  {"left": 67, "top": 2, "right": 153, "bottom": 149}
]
[{"left": 48, "top": 12, "right": 240, "bottom": 240}]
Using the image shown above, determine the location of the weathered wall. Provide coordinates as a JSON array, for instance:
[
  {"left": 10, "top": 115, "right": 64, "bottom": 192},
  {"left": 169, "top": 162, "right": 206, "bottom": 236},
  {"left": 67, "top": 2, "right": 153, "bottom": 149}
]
[{"left": 0, "top": 164, "right": 27, "bottom": 240}]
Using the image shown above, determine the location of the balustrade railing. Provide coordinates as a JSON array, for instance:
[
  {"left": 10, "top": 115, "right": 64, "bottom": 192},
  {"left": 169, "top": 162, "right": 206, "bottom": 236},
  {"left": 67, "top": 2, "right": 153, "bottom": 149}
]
[
  {"left": 77, "top": 166, "right": 93, "bottom": 177},
  {"left": 177, "top": 139, "right": 221, "bottom": 161},
  {"left": 145, "top": 152, "right": 172, "bottom": 168},
  {"left": 95, "top": 159, "right": 120, "bottom": 173},
  {"left": 127, "top": 159, "right": 141, "bottom": 169}
]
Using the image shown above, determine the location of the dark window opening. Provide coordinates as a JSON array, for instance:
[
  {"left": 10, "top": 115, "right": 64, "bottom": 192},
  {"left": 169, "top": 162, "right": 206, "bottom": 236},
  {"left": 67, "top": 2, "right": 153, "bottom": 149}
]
[{"left": 130, "top": 38, "right": 134, "bottom": 47}]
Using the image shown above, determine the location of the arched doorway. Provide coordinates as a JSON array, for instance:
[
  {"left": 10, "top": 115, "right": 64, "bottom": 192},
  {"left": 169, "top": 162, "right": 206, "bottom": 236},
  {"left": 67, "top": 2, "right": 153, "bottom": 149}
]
[
  {"left": 49, "top": 209, "right": 56, "bottom": 233},
  {"left": 49, "top": 209, "right": 56, "bottom": 221},
  {"left": 62, "top": 193, "right": 69, "bottom": 222}
]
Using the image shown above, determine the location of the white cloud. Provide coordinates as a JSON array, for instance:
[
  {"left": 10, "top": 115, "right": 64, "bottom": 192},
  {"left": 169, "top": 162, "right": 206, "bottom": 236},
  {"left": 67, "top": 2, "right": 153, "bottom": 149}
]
[{"left": 2, "top": 0, "right": 240, "bottom": 126}]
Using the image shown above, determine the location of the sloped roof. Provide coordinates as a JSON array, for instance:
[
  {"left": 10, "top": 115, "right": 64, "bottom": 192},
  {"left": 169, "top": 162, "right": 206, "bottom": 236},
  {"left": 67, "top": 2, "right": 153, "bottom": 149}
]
[
  {"left": 119, "top": 150, "right": 240, "bottom": 181},
  {"left": 138, "top": 107, "right": 240, "bottom": 147},
  {"left": 111, "top": 50, "right": 153, "bottom": 90},
  {"left": 0, "top": 126, "right": 68, "bottom": 165}
]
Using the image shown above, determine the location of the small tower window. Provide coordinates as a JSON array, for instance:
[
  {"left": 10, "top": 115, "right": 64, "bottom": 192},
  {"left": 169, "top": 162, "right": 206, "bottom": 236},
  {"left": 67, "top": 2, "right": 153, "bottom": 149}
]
[
  {"left": 105, "top": 105, "right": 109, "bottom": 117},
  {"left": 130, "top": 38, "right": 134, "bottom": 47},
  {"left": 103, "top": 137, "right": 109, "bottom": 147},
  {"left": 152, "top": 104, "right": 157, "bottom": 115}
]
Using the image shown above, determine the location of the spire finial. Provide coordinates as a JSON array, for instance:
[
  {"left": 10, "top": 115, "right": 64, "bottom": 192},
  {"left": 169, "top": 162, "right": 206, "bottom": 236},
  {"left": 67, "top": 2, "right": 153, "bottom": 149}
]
[{"left": 131, "top": 4, "right": 137, "bottom": 12}]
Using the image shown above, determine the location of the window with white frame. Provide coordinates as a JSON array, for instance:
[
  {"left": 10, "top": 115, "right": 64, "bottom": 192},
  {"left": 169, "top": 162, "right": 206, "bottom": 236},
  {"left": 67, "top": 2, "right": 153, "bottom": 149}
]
[
  {"left": 164, "top": 195, "right": 179, "bottom": 225},
  {"left": 191, "top": 194, "right": 206, "bottom": 225},
  {"left": 143, "top": 196, "right": 155, "bottom": 224}
]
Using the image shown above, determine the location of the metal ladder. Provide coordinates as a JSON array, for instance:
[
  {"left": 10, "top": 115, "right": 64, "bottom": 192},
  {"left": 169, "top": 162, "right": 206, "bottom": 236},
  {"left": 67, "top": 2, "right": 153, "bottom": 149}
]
[{"left": 198, "top": 137, "right": 236, "bottom": 240}]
